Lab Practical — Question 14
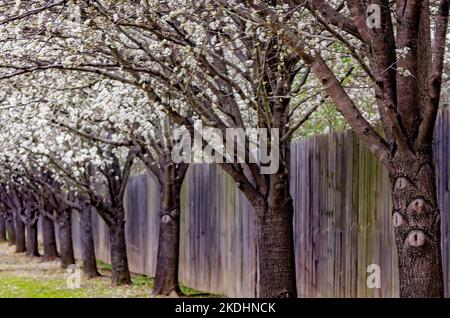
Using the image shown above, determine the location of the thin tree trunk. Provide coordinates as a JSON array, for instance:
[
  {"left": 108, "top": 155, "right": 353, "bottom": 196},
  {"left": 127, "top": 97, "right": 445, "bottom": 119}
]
[
  {"left": 390, "top": 151, "right": 444, "bottom": 297},
  {"left": 15, "top": 211, "right": 26, "bottom": 253},
  {"left": 152, "top": 180, "right": 182, "bottom": 296},
  {"left": 25, "top": 223, "right": 40, "bottom": 257},
  {"left": 6, "top": 215, "right": 15, "bottom": 245},
  {"left": 42, "top": 215, "right": 58, "bottom": 259},
  {"left": 109, "top": 220, "right": 131, "bottom": 285},
  {"left": 253, "top": 184, "right": 297, "bottom": 298},
  {"left": 80, "top": 205, "right": 100, "bottom": 278},
  {"left": 0, "top": 214, "right": 6, "bottom": 242},
  {"left": 59, "top": 209, "right": 75, "bottom": 269}
]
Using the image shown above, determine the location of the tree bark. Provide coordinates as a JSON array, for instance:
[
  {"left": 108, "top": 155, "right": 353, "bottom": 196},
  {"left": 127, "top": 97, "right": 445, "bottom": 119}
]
[
  {"left": 152, "top": 179, "right": 182, "bottom": 296},
  {"left": 109, "top": 220, "right": 131, "bottom": 285},
  {"left": 14, "top": 211, "right": 26, "bottom": 253},
  {"left": 0, "top": 214, "right": 6, "bottom": 242},
  {"left": 254, "top": 191, "right": 297, "bottom": 298},
  {"left": 5, "top": 215, "right": 15, "bottom": 245},
  {"left": 59, "top": 209, "right": 75, "bottom": 269},
  {"left": 25, "top": 223, "right": 40, "bottom": 257},
  {"left": 390, "top": 150, "right": 444, "bottom": 297},
  {"left": 42, "top": 215, "right": 58, "bottom": 259},
  {"left": 80, "top": 204, "right": 100, "bottom": 279}
]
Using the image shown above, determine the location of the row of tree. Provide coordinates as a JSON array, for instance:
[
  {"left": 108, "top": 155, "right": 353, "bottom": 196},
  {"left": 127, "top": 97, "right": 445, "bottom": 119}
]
[{"left": 0, "top": 1, "right": 449, "bottom": 298}]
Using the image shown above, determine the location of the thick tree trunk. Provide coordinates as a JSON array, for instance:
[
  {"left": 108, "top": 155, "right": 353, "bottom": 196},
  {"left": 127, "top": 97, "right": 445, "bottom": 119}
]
[
  {"left": 152, "top": 180, "right": 182, "bottom": 296},
  {"left": 390, "top": 150, "right": 444, "bottom": 297},
  {"left": 109, "top": 220, "right": 131, "bottom": 285},
  {"left": 25, "top": 223, "right": 40, "bottom": 257},
  {"left": 253, "top": 180, "right": 297, "bottom": 298},
  {"left": 42, "top": 215, "right": 58, "bottom": 259},
  {"left": 14, "top": 211, "right": 26, "bottom": 253},
  {"left": 5, "top": 215, "right": 15, "bottom": 245},
  {"left": 80, "top": 205, "right": 100, "bottom": 279},
  {"left": 0, "top": 214, "right": 6, "bottom": 242},
  {"left": 59, "top": 210, "right": 75, "bottom": 269}
]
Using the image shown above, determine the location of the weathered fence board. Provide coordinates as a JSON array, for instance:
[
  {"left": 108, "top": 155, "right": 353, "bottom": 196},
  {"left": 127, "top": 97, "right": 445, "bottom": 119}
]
[{"left": 66, "top": 108, "right": 450, "bottom": 298}]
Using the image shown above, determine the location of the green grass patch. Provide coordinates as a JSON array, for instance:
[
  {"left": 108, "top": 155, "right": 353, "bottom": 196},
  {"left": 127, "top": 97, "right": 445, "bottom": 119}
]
[
  {"left": 132, "top": 274, "right": 154, "bottom": 287},
  {"left": 0, "top": 274, "right": 158, "bottom": 298},
  {"left": 0, "top": 247, "right": 219, "bottom": 299},
  {"left": 129, "top": 274, "right": 218, "bottom": 297},
  {"left": 95, "top": 260, "right": 112, "bottom": 271},
  {"left": 93, "top": 260, "right": 218, "bottom": 297}
]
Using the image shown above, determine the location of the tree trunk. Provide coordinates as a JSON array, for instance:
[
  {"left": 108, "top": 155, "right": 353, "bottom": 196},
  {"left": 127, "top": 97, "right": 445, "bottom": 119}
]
[
  {"left": 80, "top": 205, "right": 100, "bottom": 279},
  {"left": 42, "top": 215, "right": 58, "bottom": 259},
  {"left": 109, "top": 220, "right": 131, "bottom": 285},
  {"left": 14, "top": 211, "right": 26, "bottom": 253},
  {"left": 253, "top": 177, "right": 297, "bottom": 298},
  {"left": 390, "top": 150, "right": 444, "bottom": 297},
  {"left": 59, "top": 210, "right": 75, "bottom": 269},
  {"left": 0, "top": 214, "right": 6, "bottom": 242},
  {"left": 25, "top": 223, "right": 40, "bottom": 257},
  {"left": 5, "top": 215, "right": 15, "bottom": 245},
  {"left": 152, "top": 180, "right": 182, "bottom": 296}
]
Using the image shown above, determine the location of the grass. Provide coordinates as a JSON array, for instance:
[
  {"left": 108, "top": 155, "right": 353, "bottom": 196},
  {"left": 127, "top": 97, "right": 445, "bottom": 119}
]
[
  {"left": 180, "top": 283, "right": 215, "bottom": 297},
  {"left": 95, "top": 259, "right": 112, "bottom": 271},
  {"left": 124, "top": 274, "right": 219, "bottom": 297},
  {"left": 0, "top": 276, "right": 152, "bottom": 298},
  {"left": 0, "top": 243, "right": 217, "bottom": 298}
]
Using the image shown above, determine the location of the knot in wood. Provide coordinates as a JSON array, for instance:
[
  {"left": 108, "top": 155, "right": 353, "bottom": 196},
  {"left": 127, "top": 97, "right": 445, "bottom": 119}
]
[
  {"left": 274, "top": 182, "right": 284, "bottom": 190},
  {"left": 395, "top": 177, "right": 409, "bottom": 190},
  {"left": 408, "top": 198, "right": 426, "bottom": 214},
  {"left": 406, "top": 230, "right": 426, "bottom": 247},
  {"left": 393, "top": 212, "right": 404, "bottom": 227},
  {"left": 161, "top": 214, "right": 172, "bottom": 224}
]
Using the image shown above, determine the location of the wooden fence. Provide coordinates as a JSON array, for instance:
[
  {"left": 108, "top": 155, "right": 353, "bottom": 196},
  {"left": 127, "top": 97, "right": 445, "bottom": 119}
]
[{"left": 66, "top": 108, "right": 450, "bottom": 298}]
